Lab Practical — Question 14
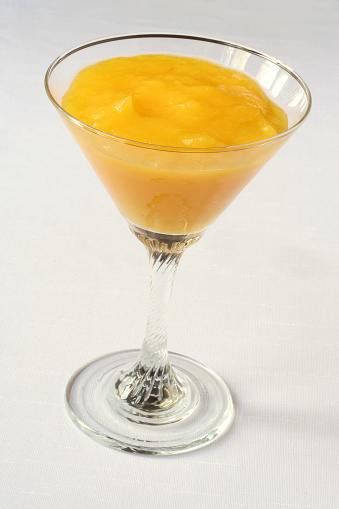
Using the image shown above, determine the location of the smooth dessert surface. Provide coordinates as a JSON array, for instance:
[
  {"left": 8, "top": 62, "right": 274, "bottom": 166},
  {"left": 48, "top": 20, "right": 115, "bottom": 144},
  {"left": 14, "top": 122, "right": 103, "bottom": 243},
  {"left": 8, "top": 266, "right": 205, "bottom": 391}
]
[{"left": 62, "top": 54, "right": 288, "bottom": 234}]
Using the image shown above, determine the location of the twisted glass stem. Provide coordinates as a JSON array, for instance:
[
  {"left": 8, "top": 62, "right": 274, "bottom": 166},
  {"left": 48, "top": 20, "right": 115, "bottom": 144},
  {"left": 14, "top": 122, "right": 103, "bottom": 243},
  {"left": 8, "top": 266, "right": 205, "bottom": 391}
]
[{"left": 115, "top": 226, "right": 203, "bottom": 412}]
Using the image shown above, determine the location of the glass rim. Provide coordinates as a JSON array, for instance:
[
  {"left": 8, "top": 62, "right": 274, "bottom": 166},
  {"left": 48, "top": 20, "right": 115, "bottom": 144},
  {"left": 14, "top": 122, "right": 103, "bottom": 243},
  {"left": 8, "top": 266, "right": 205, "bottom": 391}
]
[{"left": 44, "top": 32, "right": 312, "bottom": 153}]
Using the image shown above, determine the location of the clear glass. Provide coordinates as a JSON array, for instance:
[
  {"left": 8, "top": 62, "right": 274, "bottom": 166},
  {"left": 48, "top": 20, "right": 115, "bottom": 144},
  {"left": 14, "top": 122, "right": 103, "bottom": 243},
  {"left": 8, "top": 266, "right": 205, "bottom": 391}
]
[{"left": 45, "top": 34, "right": 311, "bottom": 455}]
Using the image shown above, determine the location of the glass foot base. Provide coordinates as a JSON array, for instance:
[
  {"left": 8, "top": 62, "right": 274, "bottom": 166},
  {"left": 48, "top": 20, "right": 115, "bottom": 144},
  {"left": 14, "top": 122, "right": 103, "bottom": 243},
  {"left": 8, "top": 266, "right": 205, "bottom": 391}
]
[{"left": 65, "top": 350, "right": 235, "bottom": 455}]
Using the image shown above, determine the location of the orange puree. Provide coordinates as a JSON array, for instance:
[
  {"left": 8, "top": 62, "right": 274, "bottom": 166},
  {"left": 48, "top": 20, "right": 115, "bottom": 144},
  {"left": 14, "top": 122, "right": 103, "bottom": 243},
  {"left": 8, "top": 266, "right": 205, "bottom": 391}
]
[{"left": 62, "top": 55, "right": 288, "bottom": 233}]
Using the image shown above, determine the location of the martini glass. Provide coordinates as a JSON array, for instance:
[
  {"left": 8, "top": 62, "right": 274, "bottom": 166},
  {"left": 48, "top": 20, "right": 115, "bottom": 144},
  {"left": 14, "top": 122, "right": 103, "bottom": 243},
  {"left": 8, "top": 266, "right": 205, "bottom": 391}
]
[{"left": 45, "top": 34, "right": 311, "bottom": 455}]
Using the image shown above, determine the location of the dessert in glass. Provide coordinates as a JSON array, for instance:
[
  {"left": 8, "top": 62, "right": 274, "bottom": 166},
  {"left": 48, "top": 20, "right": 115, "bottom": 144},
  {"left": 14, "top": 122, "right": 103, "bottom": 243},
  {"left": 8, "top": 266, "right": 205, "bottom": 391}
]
[{"left": 45, "top": 34, "right": 311, "bottom": 455}]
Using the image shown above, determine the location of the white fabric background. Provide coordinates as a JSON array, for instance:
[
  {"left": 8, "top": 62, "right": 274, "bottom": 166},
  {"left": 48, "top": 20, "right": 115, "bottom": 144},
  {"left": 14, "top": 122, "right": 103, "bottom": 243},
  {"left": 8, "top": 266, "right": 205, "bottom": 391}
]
[{"left": 1, "top": 0, "right": 338, "bottom": 507}]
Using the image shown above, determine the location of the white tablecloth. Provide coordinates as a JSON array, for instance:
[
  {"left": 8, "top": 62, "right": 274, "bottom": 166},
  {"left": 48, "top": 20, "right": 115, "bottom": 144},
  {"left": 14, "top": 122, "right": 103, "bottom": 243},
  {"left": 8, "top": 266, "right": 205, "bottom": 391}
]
[{"left": 1, "top": 0, "right": 338, "bottom": 507}]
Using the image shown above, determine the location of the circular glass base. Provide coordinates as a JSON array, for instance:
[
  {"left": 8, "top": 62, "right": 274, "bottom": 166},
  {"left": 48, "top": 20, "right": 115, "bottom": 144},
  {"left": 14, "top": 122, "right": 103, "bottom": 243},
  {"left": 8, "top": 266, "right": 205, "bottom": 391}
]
[{"left": 65, "top": 350, "right": 235, "bottom": 455}]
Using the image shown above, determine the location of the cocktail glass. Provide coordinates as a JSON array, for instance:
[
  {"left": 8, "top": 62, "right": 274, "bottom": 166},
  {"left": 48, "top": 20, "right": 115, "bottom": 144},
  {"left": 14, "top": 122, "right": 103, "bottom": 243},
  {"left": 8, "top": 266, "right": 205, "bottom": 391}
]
[{"left": 45, "top": 34, "right": 311, "bottom": 455}]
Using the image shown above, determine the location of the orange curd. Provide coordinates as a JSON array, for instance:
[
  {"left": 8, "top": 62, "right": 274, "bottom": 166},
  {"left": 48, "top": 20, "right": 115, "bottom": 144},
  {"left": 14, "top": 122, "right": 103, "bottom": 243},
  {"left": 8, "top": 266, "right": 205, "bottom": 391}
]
[{"left": 62, "top": 55, "right": 288, "bottom": 234}]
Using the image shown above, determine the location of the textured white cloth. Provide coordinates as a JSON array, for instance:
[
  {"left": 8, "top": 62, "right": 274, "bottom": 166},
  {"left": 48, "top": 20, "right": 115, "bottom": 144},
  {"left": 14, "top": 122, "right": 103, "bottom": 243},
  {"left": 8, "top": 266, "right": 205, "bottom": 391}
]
[{"left": 1, "top": 0, "right": 338, "bottom": 507}]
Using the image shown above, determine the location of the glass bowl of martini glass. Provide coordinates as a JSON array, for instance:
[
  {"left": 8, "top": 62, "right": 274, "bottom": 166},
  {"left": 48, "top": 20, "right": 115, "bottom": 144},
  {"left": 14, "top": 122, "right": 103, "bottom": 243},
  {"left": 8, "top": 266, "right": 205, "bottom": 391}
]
[{"left": 45, "top": 34, "right": 311, "bottom": 455}]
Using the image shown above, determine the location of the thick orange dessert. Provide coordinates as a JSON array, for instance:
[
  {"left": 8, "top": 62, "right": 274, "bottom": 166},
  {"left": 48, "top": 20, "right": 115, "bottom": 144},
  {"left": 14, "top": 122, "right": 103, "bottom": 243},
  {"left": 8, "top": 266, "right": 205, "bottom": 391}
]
[{"left": 62, "top": 55, "right": 288, "bottom": 233}]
